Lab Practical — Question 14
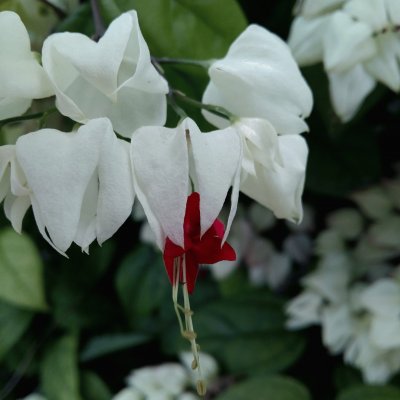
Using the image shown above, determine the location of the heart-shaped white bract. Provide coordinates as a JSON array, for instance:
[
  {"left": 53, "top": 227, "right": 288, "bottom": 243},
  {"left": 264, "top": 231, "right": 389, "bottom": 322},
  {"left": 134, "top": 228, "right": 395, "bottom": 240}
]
[
  {"left": 0, "top": 11, "right": 53, "bottom": 120},
  {"left": 130, "top": 118, "right": 242, "bottom": 249},
  {"left": 235, "top": 119, "right": 309, "bottom": 223},
  {"left": 42, "top": 10, "right": 169, "bottom": 138},
  {"left": 15, "top": 118, "right": 135, "bottom": 254},
  {"left": 202, "top": 24, "right": 313, "bottom": 136},
  {"left": 0, "top": 145, "right": 31, "bottom": 233}
]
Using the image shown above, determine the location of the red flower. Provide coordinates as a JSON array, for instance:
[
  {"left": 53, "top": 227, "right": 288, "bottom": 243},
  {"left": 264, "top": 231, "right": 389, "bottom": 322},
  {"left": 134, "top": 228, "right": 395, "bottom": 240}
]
[{"left": 163, "top": 192, "right": 236, "bottom": 294}]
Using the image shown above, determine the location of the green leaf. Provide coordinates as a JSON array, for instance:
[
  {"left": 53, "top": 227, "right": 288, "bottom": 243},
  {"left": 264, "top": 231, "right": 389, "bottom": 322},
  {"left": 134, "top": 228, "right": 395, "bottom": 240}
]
[
  {"left": 54, "top": 3, "right": 94, "bottom": 35},
  {"left": 334, "top": 366, "right": 363, "bottom": 392},
  {"left": 81, "top": 371, "right": 112, "bottom": 400},
  {"left": 48, "top": 242, "right": 116, "bottom": 330},
  {"left": 337, "top": 385, "right": 400, "bottom": 400},
  {"left": 0, "top": 228, "right": 47, "bottom": 311},
  {"left": 0, "top": 300, "right": 33, "bottom": 361},
  {"left": 41, "top": 335, "right": 82, "bottom": 400},
  {"left": 99, "top": 0, "right": 247, "bottom": 58},
  {"left": 115, "top": 245, "right": 170, "bottom": 323},
  {"left": 216, "top": 375, "right": 311, "bottom": 400},
  {"left": 162, "top": 291, "right": 305, "bottom": 374},
  {"left": 80, "top": 333, "right": 151, "bottom": 362}
]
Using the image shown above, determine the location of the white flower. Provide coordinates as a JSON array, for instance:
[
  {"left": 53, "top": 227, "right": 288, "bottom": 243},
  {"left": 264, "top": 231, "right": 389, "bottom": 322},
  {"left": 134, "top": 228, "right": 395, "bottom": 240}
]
[
  {"left": 0, "top": 145, "right": 31, "bottom": 233},
  {"left": 130, "top": 117, "right": 242, "bottom": 249},
  {"left": 203, "top": 25, "right": 313, "bottom": 136},
  {"left": 0, "top": 11, "right": 53, "bottom": 120},
  {"left": 126, "top": 364, "right": 188, "bottom": 397},
  {"left": 289, "top": 0, "right": 400, "bottom": 122},
  {"left": 201, "top": 25, "right": 311, "bottom": 222},
  {"left": 42, "top": 10, "right": 168, "bottom": 138},
  {"left": 234, "top": 118, "right": 308, "bottom": 222},
  {"left": 15, "top": 118, "right": 134, "bottom": 254}
]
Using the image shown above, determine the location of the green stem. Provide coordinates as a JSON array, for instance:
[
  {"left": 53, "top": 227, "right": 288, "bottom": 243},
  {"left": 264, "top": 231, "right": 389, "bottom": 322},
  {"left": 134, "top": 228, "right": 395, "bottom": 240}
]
[
  {"left": 154, "top": 57, "right": 213, "bottom": 69},
  {"left": 172, "top": 90, "right": 234, "bottom": 121},
  {"left": 0, "top": 111, "right": 46, "bottom": 128},
  {"left": 182, "top": 257, "right": 206, "bottom": 397}
]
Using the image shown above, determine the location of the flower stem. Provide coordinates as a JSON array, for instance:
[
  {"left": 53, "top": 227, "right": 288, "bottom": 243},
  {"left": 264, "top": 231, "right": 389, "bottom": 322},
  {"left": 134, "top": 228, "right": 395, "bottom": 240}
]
[
  {"left": 172, "top": 89, "right": 234, "bottom": 121},
  {"left": 0, "top": 108, "right": 56, "bottom": 129},
  {"left": 182, "top": 257, "right": 206, "bottom": 397},
  {"left": 90, "top": 0, "right": 106, "bottom": 40},
  {"left": 153, "top": 57, "right": 213, "bottom": 69}
]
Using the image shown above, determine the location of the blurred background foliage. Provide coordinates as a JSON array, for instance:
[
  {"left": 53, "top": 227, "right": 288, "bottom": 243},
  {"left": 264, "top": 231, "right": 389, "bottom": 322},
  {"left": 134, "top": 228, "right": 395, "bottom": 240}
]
[{"left": 0, "top": 0, "right": 399, "bottom": 399}]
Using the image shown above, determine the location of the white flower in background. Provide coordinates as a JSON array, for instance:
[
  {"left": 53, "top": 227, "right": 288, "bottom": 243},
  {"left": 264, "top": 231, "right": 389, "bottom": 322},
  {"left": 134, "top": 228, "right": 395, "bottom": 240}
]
[
  {"left": 42, "top": 10, "right": 168, "bottom": 138},
  {"left": 289, "top": 0, "right": 400, "bottom": 122},
  {"left": 0, "top": 145, "right": 31, "bottom": 233},
  {"left": 126, "top": 364, "right": 188, "bottom": 398},
  {"left": 202, "top": 25, "right": 311, "bottom": 223},
  {"left": 130, "top": 117, "right": 242, "bottom": 250},
  {"left": 113, "top": 354, "right": 219, "bottom": 399},
  {"left": 287, "top": 187, "right": 400, "bottom": 383},
  {"left": 15, "top": 118, "right": 134, "bottom": 254},
  {"left": 0, "top": 11, "right": 53, "bottom": 120}
]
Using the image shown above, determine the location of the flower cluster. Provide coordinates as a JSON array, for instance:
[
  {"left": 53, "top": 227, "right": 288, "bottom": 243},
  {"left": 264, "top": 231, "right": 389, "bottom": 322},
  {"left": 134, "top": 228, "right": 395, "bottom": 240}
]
[
  {"left": 289, "top": 0, "right": 400, "bottom": 122},
  {"left": 0, "top": 9, "right": 311, "bottom": 289},
  {"left": 286, "top": 174, "right": 400, "bottom": 383}
]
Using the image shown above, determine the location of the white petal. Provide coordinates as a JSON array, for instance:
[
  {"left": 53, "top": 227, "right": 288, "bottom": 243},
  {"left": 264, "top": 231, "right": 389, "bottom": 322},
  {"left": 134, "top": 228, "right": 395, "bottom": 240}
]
[
  {"left": 203, "top": 24, "right": 313, "bottom": 135},
  {"left": 0, "top": 11, "right": 53, "bottom": 100},
  {"left": 328, "top": 65, "right": 376, "bottom": 122},
  {"left": 16, "top": 120, "right": 104, "bottom": 252},
  {"left": 344, "top": 0, "right": 388, "bottom": 31},
  {"left": 299, "top": 0, "right": 346, "bottom": 17},
  {"left": 240, "top": 135, "right": 308, "bottom": 222},
  {"left": 131, "top": 123, "right": 189, "bottom": 248},
  {"left": 364, "top": 33, "right": 400, "bottom": 91},
  {"left": 42, "top": 11, "right": 168, "bottom": 138},
  {"left": 6, "top": 194, "right": 31, "bottom": 234},
  {"left": 286, "top": 290, "right": 323, "bottom": 329},
  {"left": 386, "top": 0, "right": 400, "bottom": 25},
  {"left": 323, "top": 12, "right": 376, "bottom": 72},
  {"left": 288, "top": 15, "right": 329, "bottom": 66},
  {"left": 187, "top": 118, "right": 242, "bottom": 237},
  {"left": 370, "top": 316, "right": 400, "bottom": 349},
  {"left": 96, "top": 138, "right": 135, "bottom": 245},
  {"left": 0, "top": 97, "right": 31, "bottom": 120},
  {"left": 360, "top": 279, "right": 400, "bottom": 316}
]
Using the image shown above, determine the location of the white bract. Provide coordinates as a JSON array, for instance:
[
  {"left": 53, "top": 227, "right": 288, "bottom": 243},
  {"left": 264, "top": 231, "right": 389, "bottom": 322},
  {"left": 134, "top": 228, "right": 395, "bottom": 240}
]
[
  {"left": 0, "top": 11, "right": 53, "bottom": 120},
  {"left": 0, "top": 145, "right": 31, "bottom": 233},
  {"left": 15, "top": 118, "right": 134, "bottom": 254},
  {"left": 130, "top": 117, "right": 242, "bottom": 249},
  {"left": 203, "top": 25, "right": 312, "bottom": 135},
  {"left": 289, "top": 0, "right": 400, "bottom": 122},
  {"left": 202, "top": 25, "right": 311, "bottom": 223},
  {"left": 234, "top": 119, "right": 308, "bottom": 222},
  {"left": 42, "top": 10, "right": 168, "bottom": 138}
]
